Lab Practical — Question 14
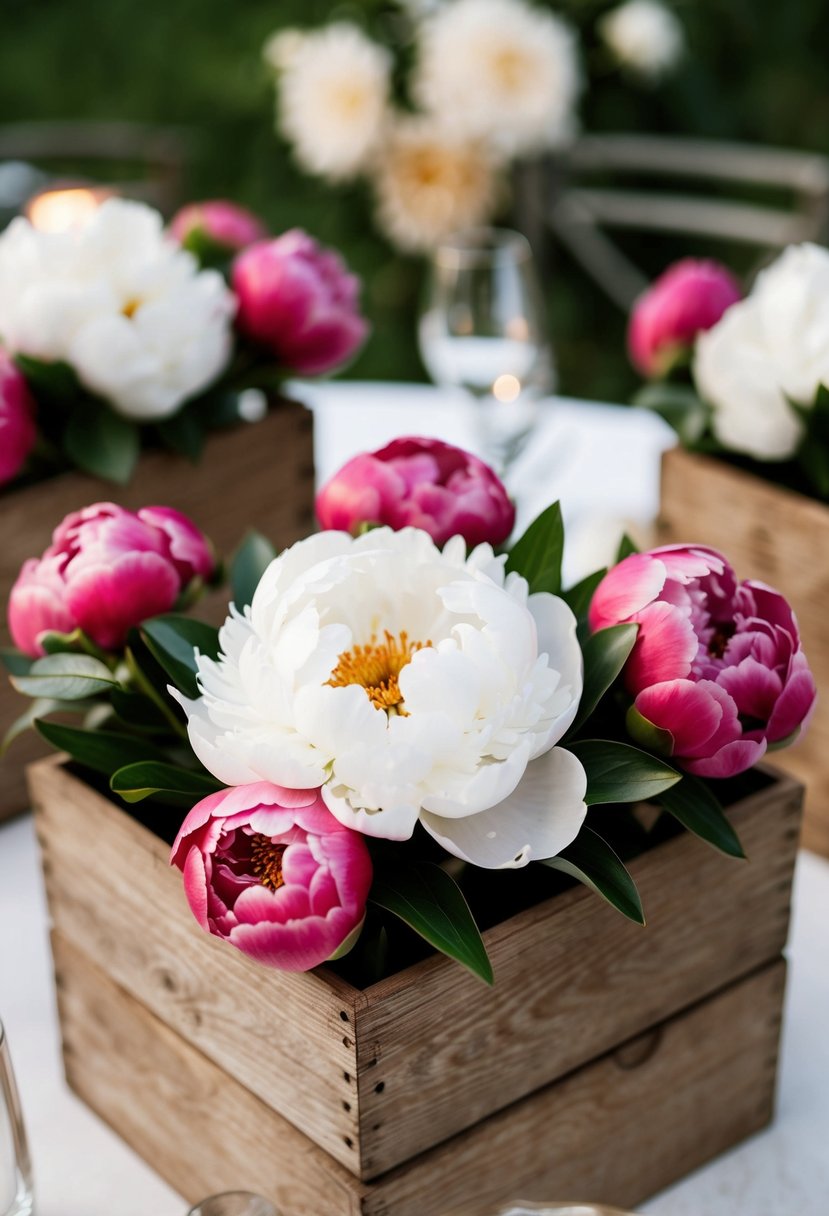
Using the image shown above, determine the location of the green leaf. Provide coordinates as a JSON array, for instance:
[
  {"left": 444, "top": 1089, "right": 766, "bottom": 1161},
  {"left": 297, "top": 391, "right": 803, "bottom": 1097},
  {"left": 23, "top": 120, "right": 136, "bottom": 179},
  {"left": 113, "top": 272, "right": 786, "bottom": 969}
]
[
  {"left": 2, "top": 698, "right": 62, "bottom": 755},
  {"left": 63, "top": 402, "right": 140, "bottom": 484},
  {"left": 658, "top": 773, "right": 746, "bottom": 859},
  {"left": 566, "top": 739, "right": 681, "bottom": 805},
  {"left": 140, "top": 615, "right": 221, "bottom": 699},
  {"left": 0, "top": 648, "right": 33, "bottom": 677},
  {"left": 11, "top": 653, "right": 118, "bottom": 700},
  {"left": 110, "top": 761, "right": 223, "bottom": 803},
  {"left": 110, "top": 688, "right": 172, "bottom": 733},
  {"left": 231, "top": 531, "right": 277, "bottom": 611},
  {"left": 541, "top": 827, "right": 644, "bottom": 924},
  {"left": 568, "top": 624, "right": 638, "bottom": 738},
  {"left": 369, "top": 862, "right": 493, "bottom": 985},
  {"left": 156, "top": 406, "right": 205, "bottom": 462},
  {"left": 615, "top": 532, "right": 640, "bottom": 562},
  {"left": 38, "top": 628, "right": 109, "bottom": 661},
  {"left": 562, "top": 567, "right": 606, "bottom": 620},
  {"left": 35, "top": 719, "right": 168, "bottom": 775},
  {"left": 505, "top": 501, "right": 564, "bottom": 595},
  {"left": 15, "top": 355, "right": 81, "bottom": 400},
  {"left": 633, "top": 383, "right": 709, "bottom": 446}
]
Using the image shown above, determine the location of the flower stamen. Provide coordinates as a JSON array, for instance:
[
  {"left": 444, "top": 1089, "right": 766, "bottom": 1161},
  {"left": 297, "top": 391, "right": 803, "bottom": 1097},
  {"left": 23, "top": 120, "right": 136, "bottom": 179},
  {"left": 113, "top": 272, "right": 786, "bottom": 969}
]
[
  {"left": 327, "top": 629, "right": 429, "bottom": 714},
  {"left": 250, "top": 834, "right": 287, "bottom": 891}
]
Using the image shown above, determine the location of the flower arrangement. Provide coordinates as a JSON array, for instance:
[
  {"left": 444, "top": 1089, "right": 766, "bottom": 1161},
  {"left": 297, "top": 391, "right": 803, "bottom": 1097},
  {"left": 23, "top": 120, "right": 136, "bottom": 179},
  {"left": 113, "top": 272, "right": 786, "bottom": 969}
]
[
  {"left": 4, "top": 435, "right": 813, "bottom": 983},
  {"left": 630, "top": 244, "right": 829, "bottom": 500},
  {"left": 264, "top": 0, "right": 685, "bottom": 254},
  {"left": 0, "top": 197, "right": 367, "bottom": 488}
]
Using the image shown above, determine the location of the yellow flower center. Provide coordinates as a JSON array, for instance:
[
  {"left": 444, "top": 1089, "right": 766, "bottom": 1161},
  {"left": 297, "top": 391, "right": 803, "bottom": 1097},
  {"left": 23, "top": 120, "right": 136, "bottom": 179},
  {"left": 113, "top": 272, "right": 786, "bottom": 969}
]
[
  {"left": 250, "top": 834, "right": 286, "bottom": 891},
  {"left": 121, "top": 298, "right": 141, "bottom": 319},
  {"left": 491, "top": 46, "right": 526, "bottom": 91},
  {"left": 327, "top": 630, "right": 430, "bottom": 715}
]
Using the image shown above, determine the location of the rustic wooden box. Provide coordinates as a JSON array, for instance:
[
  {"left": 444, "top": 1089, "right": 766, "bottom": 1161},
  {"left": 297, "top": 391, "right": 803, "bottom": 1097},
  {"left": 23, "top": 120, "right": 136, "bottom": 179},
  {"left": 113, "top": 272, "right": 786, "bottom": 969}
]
[
  {"left": 29, "top": 755, "right": 802, "bottom": 1210},
  {"left": 659, "top": 444, "right": 829, "bottom": 857},
  {"left": 0, "top": 401, "right": 314, "bottom": 822}
]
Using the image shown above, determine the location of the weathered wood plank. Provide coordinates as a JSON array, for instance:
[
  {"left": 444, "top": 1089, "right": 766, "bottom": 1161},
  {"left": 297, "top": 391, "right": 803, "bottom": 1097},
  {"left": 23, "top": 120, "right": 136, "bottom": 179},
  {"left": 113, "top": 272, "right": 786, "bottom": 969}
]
[
  {"left": 0, "top": 400, "right": 314, "bottom": 821},
  {"left": 31, "top": 756, "right": 801, "bottom": 1180},
  {"left": 659, "top": 444, "right": 829, "bottom": 857},
  {"left": 54, "top": 933, "right": 785, "bottom": 1216}
]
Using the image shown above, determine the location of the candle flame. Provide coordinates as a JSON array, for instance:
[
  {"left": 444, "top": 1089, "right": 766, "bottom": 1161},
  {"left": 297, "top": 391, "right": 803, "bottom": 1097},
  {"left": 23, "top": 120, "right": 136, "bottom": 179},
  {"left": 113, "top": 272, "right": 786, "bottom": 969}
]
[{"left": 25, "top": 187, "right": 111, "bottom": 234}]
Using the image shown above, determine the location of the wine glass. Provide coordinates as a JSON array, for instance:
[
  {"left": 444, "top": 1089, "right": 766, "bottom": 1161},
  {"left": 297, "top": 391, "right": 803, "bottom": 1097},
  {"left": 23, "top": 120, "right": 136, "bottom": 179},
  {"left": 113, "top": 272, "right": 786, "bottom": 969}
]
[
  {"left": 0, "top": 1019, "right": 33, "bottom": 1216},
  {"left": 419, "top": 227, "right": 554, "bottom": 471},
  {"left": 187, "top": 1193, "right": 276, "bottom": 1216}
]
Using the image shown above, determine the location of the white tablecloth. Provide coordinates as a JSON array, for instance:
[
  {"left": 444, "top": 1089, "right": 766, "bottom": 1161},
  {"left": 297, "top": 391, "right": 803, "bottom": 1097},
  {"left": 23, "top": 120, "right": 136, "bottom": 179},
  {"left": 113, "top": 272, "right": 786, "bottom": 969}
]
[{"left": 1, "top": 383, "right": 828, "bottom": 1215}]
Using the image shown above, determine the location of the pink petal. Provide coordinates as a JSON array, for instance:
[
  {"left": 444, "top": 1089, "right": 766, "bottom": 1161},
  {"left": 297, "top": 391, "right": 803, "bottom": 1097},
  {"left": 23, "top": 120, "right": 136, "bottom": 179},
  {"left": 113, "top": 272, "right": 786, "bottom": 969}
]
[
  {"left": 626, "top": 600, "right": 698, "bottom": 692},
  {"left": 65, "top": 552, "right": 180, "bottom": 650},
  {"left": 684, "top": 737, "right": 767, "bottom": 779},
  {"left": 717, "top": 658, "right": 783, "bottom": 723},
  {"left": 633, "top": 679, "right": 727, "bottom": 755},
  {"left": 588, "top": 553, "right": 667, "bottom": 631},
  {"left": 766, "top": 661, "right": 818, "bottom": 743}
]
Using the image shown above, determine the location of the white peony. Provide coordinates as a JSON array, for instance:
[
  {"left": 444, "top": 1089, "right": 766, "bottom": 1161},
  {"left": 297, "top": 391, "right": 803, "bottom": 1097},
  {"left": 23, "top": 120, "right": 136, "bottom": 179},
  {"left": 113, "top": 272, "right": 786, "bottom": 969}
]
[
  {"left": 373, "top": 115, "right": 500, "bottom": 252},
  {"left": 176, "top": 527, "right": 587, "bottom": 870},
  {"left": 0, "top": 199, "right": 234, "bottom": 421},
  {"left": 269, "top": 23, "right": 392, "bottom": 183},
  {"left": 752, "top": 242, "right": 829, "bottom": 407},
  {"left": 599, "top": 0, "right": 684, "bottom": 81},
  {"left": 413, "top": 0, "right": 581, "bottom": 155},
  {"left": 694, "top": 297, "right": 802, "bottom": 461}
]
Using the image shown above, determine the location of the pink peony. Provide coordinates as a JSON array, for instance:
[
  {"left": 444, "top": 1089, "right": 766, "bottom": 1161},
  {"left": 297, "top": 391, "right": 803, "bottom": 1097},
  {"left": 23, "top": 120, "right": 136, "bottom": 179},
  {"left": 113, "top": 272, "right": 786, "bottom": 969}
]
[
  {"left": 0, "top": 351, "right": 37, "bottom": 487},
  {"left": 170, "top": 782, "right": 373, "bottom": 972},
  {"left": 589, "top": 545, "right": 816, "bottom": 778},
  {"left": 628, "top": 259, "right": 741, "bottom": 378},
  {"left": 8, "top": 502, "right": 214, "bottom": 656},
  {"left": 232, "top": 230, "right": 369, "bottom": 376},
  {"left": 169, "top": 199, "right": 267, "bottom": 253},
  {"left": 316, "top": 435, "right": 516, "bottom": 547}
]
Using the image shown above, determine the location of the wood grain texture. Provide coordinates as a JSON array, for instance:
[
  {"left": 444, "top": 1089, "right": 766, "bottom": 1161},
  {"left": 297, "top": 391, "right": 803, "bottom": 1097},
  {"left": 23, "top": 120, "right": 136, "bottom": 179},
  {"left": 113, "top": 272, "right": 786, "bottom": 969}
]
[
  {"left": 54, "top": 933, "right": 786, "bottom": 1216},
  {"left": 658, "top": 444, "right": 829, "bottom": 857},
  {"left": 0, "top": 400, "right": 314, "bottom": 822},
  {"left": 352, "top": 767, "right": 801, "bottom": 1175},
  {"left": 31, "top": 756, "right": 801, "bottom": 1181}
]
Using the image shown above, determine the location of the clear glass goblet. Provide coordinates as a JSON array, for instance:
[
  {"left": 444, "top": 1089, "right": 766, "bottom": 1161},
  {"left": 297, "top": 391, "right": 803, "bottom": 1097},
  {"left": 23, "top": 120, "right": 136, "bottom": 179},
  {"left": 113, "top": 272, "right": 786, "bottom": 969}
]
[
  {"left": 186, "top": 1193, "right": 277, "bottom": 1216},
  {"left": 419, "top": 226, "right": 554, "bottom": 471},
  {"left": 0, "top": 1019, "right": 33, "bottom": 1216}
]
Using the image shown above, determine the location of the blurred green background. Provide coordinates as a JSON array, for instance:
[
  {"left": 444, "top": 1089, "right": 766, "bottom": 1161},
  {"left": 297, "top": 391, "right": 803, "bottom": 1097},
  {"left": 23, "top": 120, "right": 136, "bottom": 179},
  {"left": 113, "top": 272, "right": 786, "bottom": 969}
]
[{"left": 2, "top": 0, "right": 828, "bottom": 399}]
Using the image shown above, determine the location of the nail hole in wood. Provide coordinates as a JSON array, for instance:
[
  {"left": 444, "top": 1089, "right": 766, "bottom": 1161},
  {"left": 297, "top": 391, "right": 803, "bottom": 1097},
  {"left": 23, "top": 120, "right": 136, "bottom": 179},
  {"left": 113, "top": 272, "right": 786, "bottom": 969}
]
[
  {"left": 374, "top": 1081, "right": 385, "bottom": 1094},
  {"left": 342, "top": 1036, "right": 351, "bottom": 1048},
  {"left": 339, "top": 1010, "right": 349, "bottom": 1022},
  {"left": 344, "top": 1136, "right": 354, "bottom": 1149},
  {"left": 343, "top": 1071, "right": 351, "bottom": 1083},
  {"left": 342, "top": 1100, "right": 351, "bottom": 1112}
]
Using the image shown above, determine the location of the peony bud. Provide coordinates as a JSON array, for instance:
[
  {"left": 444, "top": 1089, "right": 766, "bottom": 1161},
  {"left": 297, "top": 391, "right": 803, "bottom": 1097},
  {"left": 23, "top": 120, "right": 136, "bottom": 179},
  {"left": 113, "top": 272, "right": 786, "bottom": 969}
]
[
  {"left": 0, "top": 352, "right": 37, "bottom": 487},
  {"left": 169, "top": 199, "right": 267, "bottom": 254},
  {"left": 628, "top": 259, "right": 741, "bottom": 378}
]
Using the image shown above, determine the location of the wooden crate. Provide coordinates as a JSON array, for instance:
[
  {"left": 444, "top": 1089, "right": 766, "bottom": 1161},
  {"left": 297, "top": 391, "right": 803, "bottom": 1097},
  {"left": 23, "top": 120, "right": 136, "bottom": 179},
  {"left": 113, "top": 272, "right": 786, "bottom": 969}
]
[
  {"left": 54, "top": 935, "right": 786, "bottom": 1216},
  {"left": 659, "top": 444, "right": 829, "bottom": 857},
  {"left": 30, "top": 756, "right": 802, "bottom": 1196},
  {"left": 0, "top": 401, "right": 314, "bottom": 822}
]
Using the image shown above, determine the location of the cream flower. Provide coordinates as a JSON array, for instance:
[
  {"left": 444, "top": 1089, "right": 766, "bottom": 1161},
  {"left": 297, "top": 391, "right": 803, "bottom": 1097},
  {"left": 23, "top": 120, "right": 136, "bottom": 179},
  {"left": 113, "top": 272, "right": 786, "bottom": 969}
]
[
  {"left": 176, "top": 527, "right": 587, "bottom": 870},
  {"left": 694, "top": 297, "right": 802, "bottom": 461},
  {"left": 413, "top": 0, "right": 581, "bottom": 155},
  {"left": 270, "top": 23, "right": 392, "bottom": 182},
  {"left": 373, "top": 116, "right": 500, "bottom": 253},
  {"left": 752, "top": 242, "right": 829, "bottom": 407},
  {"left": 599, "top": 0, "right": 684, "bottom": 81},
  {"left": 0, "top": 199, "right": 234, "bottom": 421}
]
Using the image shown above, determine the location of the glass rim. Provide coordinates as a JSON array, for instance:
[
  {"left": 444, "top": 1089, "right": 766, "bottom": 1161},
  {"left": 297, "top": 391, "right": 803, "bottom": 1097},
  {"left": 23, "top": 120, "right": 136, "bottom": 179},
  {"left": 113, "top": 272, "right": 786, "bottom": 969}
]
[
  {"left": 187, "top": 1193, "right": 275, "bottom": 1216},
  {"left": 433, "top": 226, "right": 534, "bottom": 269}
]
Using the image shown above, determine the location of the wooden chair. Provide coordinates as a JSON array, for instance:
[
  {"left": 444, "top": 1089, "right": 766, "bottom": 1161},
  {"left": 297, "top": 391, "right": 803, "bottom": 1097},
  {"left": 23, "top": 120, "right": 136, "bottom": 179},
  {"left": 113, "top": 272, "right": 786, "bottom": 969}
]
[
  {"left": 517, "top": 135, "right": 829, "bottom": 309},
  {"left": 0, "top": 120, "right": 191, "bottom": 219}
]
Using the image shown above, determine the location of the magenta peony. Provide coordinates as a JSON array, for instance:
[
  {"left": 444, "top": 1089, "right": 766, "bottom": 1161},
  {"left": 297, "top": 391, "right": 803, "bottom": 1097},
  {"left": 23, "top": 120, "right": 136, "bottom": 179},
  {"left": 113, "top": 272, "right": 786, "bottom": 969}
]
[
  {"left": 0, "top": 351, "right": 37, "bottom": 486},
  {"left": 316, "top": 436, "right": 516, "bottom": 547},
  {"left": 589, "top": 544, "right": 816, "bottom": 778},
  {"left": 232, "top": 230, "right": 369, "bottom": 375},
  {"left": 170, "top": 782, "right": 373, "bottom": 971},
  {"left": 169, "top": 199, "right": 267, "bottom": 253},
  {"left": 8, "top": 502, "right": 214, "bottom": 656},
  {"left": 628, "top": 259, "right": 741, "bottom": 378}
]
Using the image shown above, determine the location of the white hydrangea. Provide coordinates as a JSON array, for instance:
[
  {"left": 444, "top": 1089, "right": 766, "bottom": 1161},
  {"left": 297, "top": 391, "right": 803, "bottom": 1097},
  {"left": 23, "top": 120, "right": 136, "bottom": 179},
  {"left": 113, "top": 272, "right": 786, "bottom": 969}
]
[
  {"left": 413, "top": 0, "right": 581, "bottom": 155},
  {"left": 176, "top": 527, "right": 587, "bottom": 870},
  {"left": 373, "top": 115, "right": 500, "bottom": 253},
  {"left": 0, "top": 199, "right": 234, "bottom": 421},
  {"left": 599, "top": 0, "right": 684, "bottom": 81},
  {"left": 269, "top": 23, "right": 392, "bottom": 182}
]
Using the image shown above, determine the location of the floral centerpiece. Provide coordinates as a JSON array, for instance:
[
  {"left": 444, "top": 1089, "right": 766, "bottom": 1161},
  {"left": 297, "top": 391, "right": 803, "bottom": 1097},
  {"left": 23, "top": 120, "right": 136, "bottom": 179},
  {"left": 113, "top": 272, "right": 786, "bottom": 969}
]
[
  {"left": 629, "top": 243, "right": 829, "bottom": 500},
  {"left": 263, "top": 0, "right": 686, "bottom": 255},
  {"left": 0, "top": 197, "right": 368, "bottom": 488},
  {"left": 5, "top": 436, "right": 813, "bottom": 980}
]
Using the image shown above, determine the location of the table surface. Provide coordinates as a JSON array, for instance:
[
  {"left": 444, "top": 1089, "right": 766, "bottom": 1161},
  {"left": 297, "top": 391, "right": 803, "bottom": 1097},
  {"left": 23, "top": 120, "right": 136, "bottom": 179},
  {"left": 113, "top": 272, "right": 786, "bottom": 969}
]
[{"left": 1, "top": 383, "right": 828, "bottom": 1215}]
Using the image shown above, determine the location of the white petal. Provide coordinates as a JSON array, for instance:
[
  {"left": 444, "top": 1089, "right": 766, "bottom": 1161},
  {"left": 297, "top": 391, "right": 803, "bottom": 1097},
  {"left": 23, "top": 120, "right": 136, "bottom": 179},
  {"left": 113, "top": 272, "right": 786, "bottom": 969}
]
[{"left": 421, "top": 746, "right": 587, "bottom": 868}]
